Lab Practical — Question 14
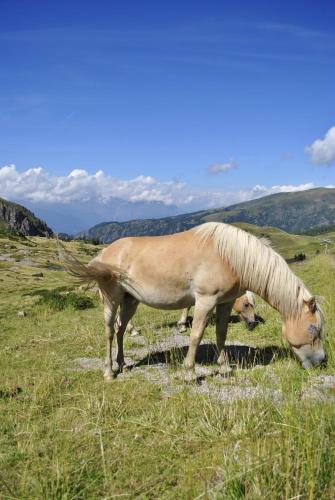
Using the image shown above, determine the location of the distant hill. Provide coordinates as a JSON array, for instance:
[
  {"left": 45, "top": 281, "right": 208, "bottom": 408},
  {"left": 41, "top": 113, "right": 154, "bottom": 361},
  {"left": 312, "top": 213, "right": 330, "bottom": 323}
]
[
  {"left": 24, "top": 197, "right": 180, "bottom": 234},
  {"left": 0, "top": 197, "right": 53, "bottom": 238},
  {"left": 83, "top": 187, "right": 335, "bottom": 243}
]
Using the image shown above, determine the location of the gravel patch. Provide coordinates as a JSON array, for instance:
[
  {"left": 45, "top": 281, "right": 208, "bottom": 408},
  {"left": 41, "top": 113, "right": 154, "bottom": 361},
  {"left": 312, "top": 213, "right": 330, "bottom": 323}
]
[
  {"left": 72, "top": 333, "right": 284, "bottom": 403},
  {"left": 0, "top": 254, "right": 15, "bottom": 262}
]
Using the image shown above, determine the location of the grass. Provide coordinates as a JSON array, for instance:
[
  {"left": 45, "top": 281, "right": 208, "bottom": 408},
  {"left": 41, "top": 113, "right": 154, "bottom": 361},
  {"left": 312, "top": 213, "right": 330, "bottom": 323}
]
[{"left": 0, "top": 232, "right": 335, "bottom": 498}]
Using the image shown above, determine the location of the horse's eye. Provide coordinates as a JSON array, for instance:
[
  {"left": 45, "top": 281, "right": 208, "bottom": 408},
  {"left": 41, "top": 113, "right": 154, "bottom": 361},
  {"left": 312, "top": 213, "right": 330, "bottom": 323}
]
[{"left": 308, "top": 324, "right": 319, "bottom": 339}]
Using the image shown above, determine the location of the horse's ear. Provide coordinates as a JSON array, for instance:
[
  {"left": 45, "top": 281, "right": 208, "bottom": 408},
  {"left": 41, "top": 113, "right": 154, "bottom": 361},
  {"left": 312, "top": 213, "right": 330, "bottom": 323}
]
[{"left": 306, "top": 296, "right": 317, "bottom": 313}]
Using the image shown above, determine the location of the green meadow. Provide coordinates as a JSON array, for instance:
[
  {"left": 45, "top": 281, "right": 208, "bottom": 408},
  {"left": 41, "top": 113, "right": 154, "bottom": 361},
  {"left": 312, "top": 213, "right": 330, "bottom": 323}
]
[{"left": 0, "top": 228, "right": 334, "bottom": 499}]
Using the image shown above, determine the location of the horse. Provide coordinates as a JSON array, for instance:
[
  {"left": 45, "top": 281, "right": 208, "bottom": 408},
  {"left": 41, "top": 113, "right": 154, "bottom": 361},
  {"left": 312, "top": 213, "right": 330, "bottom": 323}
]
[
  {"left": 177, "top": 291, "right": 256, "bottom": 333},
  {"left": 61, "top": 222, "right": 325, "bottom": 380}
]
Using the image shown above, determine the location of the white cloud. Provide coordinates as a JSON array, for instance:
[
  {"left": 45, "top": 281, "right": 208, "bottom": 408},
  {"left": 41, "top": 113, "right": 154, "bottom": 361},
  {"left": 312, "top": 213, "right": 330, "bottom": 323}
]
[
  {"left": 0, "top": 164, "right": 321, "bottom": 216},
  {"left": 208, "top": 158, "right": 238, "bottom": 174},
  {"left": 206, "top": 182, "right": 314, "bottom": 207},
  {"left": 305, "top": 126, "right": 335, "bottom": 165},
  {"left": 249, "top": 182, "right": 315, "bottom": 197},
  {"left": 0, "top": 165, "right": 186, "bottom": 206}
]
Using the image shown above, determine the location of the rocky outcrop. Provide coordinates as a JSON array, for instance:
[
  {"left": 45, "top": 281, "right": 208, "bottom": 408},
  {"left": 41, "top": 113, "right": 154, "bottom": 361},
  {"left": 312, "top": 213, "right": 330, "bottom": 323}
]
[{"left": 0, "top": 198, "right": 53, "bottom": 237}]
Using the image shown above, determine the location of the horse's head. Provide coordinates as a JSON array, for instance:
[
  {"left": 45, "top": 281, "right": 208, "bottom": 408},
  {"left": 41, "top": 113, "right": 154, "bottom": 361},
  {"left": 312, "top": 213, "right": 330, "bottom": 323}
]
[
  {"left": 282, "top": 297, "right": 326, "bottom": 368},
  {"left": 235, "top": 292, "right": 256, "bottom": 330}
]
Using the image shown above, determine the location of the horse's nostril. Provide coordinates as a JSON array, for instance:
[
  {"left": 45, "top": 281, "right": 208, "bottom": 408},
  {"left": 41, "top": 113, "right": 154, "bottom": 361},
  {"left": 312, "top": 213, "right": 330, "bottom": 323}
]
[
  {"left": 319, "top": 358, "right": 327, "bottom": 368},
  {"left": 307, "top": 350, "right": 327, "bottom": 368}
]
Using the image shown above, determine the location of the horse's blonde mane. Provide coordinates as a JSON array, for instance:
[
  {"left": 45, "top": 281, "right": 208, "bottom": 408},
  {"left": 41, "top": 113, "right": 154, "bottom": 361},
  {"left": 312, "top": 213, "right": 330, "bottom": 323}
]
[{"left": 193, "top": 222, "right": 319, "bottom": 320}]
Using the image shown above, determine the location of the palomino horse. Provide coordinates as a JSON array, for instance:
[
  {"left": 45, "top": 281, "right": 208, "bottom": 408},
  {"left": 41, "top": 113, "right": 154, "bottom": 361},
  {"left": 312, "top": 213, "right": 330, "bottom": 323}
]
[
  {"left": 177, "top": 291, "right": 256, "bottom": 333},
  {"left": 62, "top": 222, "right": 325, "bottom": 380}
]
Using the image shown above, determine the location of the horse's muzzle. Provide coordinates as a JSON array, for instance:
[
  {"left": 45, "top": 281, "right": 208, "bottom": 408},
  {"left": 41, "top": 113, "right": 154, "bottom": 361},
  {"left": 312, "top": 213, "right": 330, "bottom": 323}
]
[
  {"left": 301, "top": 350, "right": 327, "bottom": 369},
  {"left": 246, "top": 320, "right": 256, "bottom": 331}
]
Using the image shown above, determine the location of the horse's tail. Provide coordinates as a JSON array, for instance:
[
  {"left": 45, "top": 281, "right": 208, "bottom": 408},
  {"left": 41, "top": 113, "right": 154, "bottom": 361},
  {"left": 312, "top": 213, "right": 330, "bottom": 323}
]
[{"left": 58, "top": 241, "right": 129, "bottom": 289}]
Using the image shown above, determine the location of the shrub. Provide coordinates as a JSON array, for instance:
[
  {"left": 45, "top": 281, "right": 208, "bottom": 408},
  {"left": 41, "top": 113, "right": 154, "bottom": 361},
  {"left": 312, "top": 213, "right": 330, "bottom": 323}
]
[
  {"left": 294, "top": 252, "right": 306, "bottom": 262},
  {"left": 38, "top": 291, "right": 95, "bottom": 311}
]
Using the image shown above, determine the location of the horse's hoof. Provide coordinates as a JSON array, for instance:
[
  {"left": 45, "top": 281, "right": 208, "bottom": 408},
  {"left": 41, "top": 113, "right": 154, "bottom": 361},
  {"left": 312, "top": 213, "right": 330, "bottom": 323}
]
[
  {"left": 173, "top": 368, "right": 196, "bottom": 383},
  {"left": 178, "top": 325, "right": 187, "bottom": 333},
  {"left": 111, "top": 363, "right": 120, "bottom": 374},
  {"left": 218, "top": 365, "right": 233, "bottom": 377},
  {"left": 183, "top": 370, "right": 198, "bottom": 384},
  {"left": 104, "top": 372, "right": 113, "bottom": 382}
]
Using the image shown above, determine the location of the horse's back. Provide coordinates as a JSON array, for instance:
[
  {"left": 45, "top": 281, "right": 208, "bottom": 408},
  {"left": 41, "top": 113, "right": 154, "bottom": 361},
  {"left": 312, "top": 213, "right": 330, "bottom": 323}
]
[{"left": 100, "top": 231, "right": 195, "bottom": 269}]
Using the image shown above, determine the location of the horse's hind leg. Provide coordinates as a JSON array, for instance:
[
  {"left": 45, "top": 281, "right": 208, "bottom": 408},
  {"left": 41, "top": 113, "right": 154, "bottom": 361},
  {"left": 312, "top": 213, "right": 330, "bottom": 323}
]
[
  {"left": 216, "top": 302, "right": 234, "bottom": 375},
  {"left": 114, "top": 294, "right": 139, "bottom": 373},
  {"left": 183, "top": 298, "right": 215, "bottom": 380},
  {"left": 103, "top": 297, "right": 121, "bottom": 381}
]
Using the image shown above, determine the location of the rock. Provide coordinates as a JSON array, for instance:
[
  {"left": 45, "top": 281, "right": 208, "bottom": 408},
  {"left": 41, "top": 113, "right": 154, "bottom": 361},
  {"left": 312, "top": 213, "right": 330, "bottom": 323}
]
[
  {"left": 192, "top": 383, "right": 282, "bottom": 404},
  {"left": 74, "top": 357, "right": 104, "bottom": 371},
  {"left": 46, "top": 264, "right": 64, "bottom": 271},
  {"left": 17, "top": 311, "right": 27, "bottom": 317},
  {"left": 0, "top": 197, "right": 53, "bottom": 237},
  {"left": 313, "top": 375, "right": 335, "bottom": 389},
  {"left": 301, "top": 375, "right": 335, "bottom": 402}
]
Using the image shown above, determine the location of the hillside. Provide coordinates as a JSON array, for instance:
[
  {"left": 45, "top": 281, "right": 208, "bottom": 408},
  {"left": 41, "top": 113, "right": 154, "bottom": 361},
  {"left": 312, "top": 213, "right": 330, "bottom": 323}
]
[
  {"left": 84, "top": 187, "right": 335, "bottom": 243},
  {"left": 0, "top": 197, "right": 53, "bottom": 238}
]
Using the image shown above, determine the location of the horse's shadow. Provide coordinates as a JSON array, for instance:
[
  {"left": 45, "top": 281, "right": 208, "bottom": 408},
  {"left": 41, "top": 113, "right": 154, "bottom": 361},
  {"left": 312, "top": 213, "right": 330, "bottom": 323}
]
[
  {"left": 162, "top": 314, "right": 266, "bottom": 329},
  {"left": 135, "top": 342, "right": 289, "bottom": 370}
]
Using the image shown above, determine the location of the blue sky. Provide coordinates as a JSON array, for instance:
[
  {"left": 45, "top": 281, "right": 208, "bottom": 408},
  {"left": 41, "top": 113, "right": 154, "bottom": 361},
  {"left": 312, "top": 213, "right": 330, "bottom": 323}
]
[{"left": 0, "top": 0, "right": 334, "bottom": 231}]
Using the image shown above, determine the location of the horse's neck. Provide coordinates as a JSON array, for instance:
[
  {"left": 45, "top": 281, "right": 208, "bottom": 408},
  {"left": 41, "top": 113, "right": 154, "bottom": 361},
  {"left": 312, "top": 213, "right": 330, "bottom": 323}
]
[{"left": 248, "top": 267, "right": 304, "bottom": 320}]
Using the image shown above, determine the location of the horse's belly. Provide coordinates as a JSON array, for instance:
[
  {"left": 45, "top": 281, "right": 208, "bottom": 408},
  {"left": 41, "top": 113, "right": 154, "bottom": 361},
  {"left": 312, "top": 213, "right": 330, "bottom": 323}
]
[{"left": 129, "top": 285, "right": 194, "bottom": 310}]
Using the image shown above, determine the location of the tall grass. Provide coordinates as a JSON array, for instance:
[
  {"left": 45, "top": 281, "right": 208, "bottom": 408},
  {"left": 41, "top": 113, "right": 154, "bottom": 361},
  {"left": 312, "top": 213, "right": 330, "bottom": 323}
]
[{"left": 0, "top": 236, "right": 334, "bottom": 498}]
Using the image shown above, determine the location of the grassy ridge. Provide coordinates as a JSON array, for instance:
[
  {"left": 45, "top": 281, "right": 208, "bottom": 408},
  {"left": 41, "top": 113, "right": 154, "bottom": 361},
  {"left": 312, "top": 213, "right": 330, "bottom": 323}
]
[{"left": 0, "top": 232, "right": 335, "bottom": 498}]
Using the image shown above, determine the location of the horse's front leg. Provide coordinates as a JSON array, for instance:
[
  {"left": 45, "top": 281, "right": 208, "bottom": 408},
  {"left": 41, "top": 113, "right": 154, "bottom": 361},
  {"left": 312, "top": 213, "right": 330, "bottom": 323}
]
[
  {"left": 216, "top": 302, "right": 234, "bottom": 375},
  {"left": 114, "top": 294, "right": 139, "bottom": 373},
  {"left": 177, "top": 307, "right": 190, "bottom": 333},
  {"left": 183, "top": 298, "right": 215, "bottom": 381}
]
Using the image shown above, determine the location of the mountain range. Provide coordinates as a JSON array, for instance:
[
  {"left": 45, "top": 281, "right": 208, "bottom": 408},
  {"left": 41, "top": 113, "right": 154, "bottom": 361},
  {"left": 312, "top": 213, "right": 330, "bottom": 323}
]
[
  {"left": 1, "top": 188, "right": 335, "bottom": 242},
  {"left": 22, "top": 198, "right": 180, "bottom": 234},
  {"left": 82, "top": 188, "right": 335, "bottom": 243}
]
